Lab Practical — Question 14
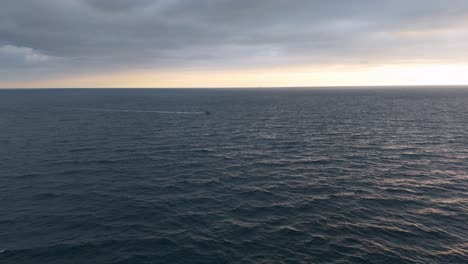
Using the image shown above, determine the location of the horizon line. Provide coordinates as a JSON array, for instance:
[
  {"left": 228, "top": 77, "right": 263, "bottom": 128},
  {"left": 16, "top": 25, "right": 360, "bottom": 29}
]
[{"left": 1, "top": 84, "right": 468, "bottom": 90}]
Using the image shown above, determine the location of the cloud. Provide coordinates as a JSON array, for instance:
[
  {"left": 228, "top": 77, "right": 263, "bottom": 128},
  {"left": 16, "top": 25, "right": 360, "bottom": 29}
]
[
  {"left": 1, "top": 0, "right": 468, "bottom": 83},
  {"left": 0, "top": 45, "right": 53, "bottom": 63},
  {"left": 83, "top": 0, "right": 156, "bottom": 12}
]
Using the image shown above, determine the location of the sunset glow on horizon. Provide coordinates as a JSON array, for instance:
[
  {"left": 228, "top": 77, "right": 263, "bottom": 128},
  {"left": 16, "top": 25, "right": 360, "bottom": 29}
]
[{"left": 4, "top": 63, "right": 468, "bottom": 89}]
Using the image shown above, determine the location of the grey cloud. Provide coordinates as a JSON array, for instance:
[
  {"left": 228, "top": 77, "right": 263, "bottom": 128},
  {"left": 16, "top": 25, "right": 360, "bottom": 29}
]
[
  {"left": 2, "top": 0, "right": 468, "bottom": 81},
  {"left": 0, "top": 45, "right": 53, "bottom": 65},
  {"left": 83, "top": 0, "right": 157, "bottom": 12}
]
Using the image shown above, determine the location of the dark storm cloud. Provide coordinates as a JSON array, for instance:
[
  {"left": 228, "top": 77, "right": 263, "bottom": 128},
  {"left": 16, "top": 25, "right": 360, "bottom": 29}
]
[{"left": 2, "top": 0, "right": 468, "bottom": 80}]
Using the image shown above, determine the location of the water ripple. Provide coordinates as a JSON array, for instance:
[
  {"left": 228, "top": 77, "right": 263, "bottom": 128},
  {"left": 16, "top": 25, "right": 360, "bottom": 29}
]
[{"left": 1, "top": 89, "right": 467, "bottom": 263}]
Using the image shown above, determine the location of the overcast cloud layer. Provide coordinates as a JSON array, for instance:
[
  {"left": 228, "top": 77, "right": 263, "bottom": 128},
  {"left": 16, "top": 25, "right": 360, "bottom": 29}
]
[{"left": 1, "top": 0, "right": 468, "bottom": 83}]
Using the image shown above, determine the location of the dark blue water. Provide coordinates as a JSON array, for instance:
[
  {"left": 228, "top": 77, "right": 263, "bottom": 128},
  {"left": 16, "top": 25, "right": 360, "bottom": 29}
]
[{"left": 1, "top": 88, "right": 467, "bottom": 263}]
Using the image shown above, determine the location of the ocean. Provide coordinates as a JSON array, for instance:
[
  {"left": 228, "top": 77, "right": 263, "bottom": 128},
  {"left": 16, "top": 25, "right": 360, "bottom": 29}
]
[{"left": 0, "top": 88, "right": 467, "bottom": 263}]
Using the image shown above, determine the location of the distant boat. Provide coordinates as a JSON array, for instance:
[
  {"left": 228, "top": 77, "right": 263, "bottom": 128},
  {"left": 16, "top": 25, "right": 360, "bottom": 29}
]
[{"left": 205, "top": 111, "right": 211, "bottom": 115}]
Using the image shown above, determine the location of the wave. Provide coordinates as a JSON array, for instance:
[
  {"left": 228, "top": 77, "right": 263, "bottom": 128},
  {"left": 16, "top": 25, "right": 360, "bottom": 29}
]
[{"left": 63, "top": 108, "right": 205, "bottom": 115}]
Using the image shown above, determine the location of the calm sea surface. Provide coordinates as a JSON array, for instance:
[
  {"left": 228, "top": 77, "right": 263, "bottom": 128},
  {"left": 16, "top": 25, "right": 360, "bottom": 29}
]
[{"left": 0, "top": 88, "right": 467, "bottom": 263}]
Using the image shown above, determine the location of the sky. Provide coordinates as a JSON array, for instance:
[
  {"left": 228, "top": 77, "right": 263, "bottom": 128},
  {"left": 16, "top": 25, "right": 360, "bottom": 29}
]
[{"left": 1, "top": 0, "right": 468, "bottom": 88}]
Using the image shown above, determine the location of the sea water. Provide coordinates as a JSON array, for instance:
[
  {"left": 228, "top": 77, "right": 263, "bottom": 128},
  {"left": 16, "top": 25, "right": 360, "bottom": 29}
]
[{"left": 0, "top": 88, "right": 467, "bottom": 263}]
